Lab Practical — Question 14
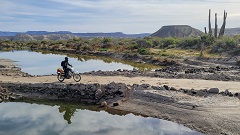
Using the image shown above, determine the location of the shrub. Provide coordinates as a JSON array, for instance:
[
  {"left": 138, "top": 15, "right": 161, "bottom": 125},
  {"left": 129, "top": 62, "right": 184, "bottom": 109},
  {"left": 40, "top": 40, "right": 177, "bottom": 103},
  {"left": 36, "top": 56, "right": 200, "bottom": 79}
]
[
  {"left": 161, "top": 37, "right": 178, "bottom": 48},
  {"left": 102, "top": 38, "right": 111, "bottom": 45},
  {"left": 80, "top": 44, "right": 93, "bottom": 51},
  {"left": 137, "top": 47, "right": 150, "bottom": 55},
  {"left": 178, "top": 37, "right": 201, "bottom": 49},
  {"left": 135, "top": 38, "right": 152, "bottom": 48},
  {"left": 210, "top": 37, "right": 237, "bottom": 53},
  {"left": 98, "top": 48, "right": 108, "bottom": 52},
  {"left": 128, "top": 44, "right": 138, "bottom": 50},
  {"left": 200, "top": 34, "right": 215, "bottom": 46}
]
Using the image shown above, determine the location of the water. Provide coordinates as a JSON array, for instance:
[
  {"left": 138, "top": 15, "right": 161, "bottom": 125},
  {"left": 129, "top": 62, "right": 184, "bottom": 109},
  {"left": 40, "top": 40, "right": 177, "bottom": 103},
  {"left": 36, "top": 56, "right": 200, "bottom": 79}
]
[
  {"left": 0, "top": 50, "right": 160, "bottom": 75},
  {"left": 0, "top": 102, "right": 204, "bottom": 135},
  {"left": 0, "top": 50, "right": 135, "bottom": 75}
]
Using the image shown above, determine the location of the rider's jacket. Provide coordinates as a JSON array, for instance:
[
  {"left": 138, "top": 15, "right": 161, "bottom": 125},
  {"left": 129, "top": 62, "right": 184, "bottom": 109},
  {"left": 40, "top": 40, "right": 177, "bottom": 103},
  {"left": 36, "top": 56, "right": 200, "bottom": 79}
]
[{"left": 61, "top": 60, "right": 71, "bottom": 69}]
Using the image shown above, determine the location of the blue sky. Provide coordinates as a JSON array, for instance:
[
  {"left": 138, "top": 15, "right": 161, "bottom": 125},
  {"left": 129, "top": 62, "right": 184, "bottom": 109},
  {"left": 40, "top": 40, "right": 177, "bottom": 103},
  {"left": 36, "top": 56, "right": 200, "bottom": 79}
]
[{"left": 1, "top": 0, "right": 240, "bottom": 34}]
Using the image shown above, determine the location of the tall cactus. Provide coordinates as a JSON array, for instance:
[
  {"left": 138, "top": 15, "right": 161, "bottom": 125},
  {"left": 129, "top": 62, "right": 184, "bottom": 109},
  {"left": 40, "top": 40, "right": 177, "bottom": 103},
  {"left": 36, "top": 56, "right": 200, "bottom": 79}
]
[
  {"left": 219, "top": 10, "right": 227, "bottom": 37},
  {"left": 214, "top": 13, "right": 218, "bottom": 38},
  {"left": 208, "top": 9, "right": 212, "bottom": 35}
]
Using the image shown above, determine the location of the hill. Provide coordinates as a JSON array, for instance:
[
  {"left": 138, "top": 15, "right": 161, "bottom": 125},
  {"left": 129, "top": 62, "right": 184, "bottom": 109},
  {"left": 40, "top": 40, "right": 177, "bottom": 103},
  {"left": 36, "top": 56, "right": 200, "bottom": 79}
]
[
  {"left": 0, "top": 31, "right": 150, "bottom": 40},
  {"left": 151, "top": 25, "right": 204, "bottom": 37},
  {"left": 224, "top": 28, "right": 240, "bottom": 36}
]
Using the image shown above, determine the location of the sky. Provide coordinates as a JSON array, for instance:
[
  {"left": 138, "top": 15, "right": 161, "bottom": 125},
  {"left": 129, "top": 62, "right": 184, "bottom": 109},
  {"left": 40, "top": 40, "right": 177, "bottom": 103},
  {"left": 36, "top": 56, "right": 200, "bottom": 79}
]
[{"left": 0, "top": 0, "right": 240, "bottom": 34}]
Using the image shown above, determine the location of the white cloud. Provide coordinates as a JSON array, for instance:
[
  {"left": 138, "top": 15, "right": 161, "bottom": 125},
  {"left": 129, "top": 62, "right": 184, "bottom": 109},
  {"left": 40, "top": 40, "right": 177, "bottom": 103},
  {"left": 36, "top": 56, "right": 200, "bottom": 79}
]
[{"left": 0, "top": 0, "right": 240, "bottom": 33}]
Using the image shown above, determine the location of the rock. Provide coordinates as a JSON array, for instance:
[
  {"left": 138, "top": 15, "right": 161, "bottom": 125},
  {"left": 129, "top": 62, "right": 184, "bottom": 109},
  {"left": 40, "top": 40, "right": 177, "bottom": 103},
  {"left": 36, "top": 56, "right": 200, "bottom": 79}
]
[
  {"left": 208, "top": 88, "right": 219, "bottom": 94},
  {"left": 191, "top": 90, "right": 197, "bottom": 95},
  {"left": 9, "top": 96, "right": 17, "bottom": 100},
  {"left": 100, "top": 101, "right": 107, "bottom": 107},
  {"left": 132, "top": 68, "right": 138, "bottom": 72},
  {"left": 0, "top": 98, "right": 2, "bottom": 103},
  {"left": 170, "top": 87, "right": 177, "bottom": 91},
  {"left": 133, "top": 84, "right": 151, "bottom": 90},
  {"left": 224, "top": 90, "right": 230, "bottom": 96},
  {"left": 113, "top": 102, "right": 119, "bottom": 106},
  {"left": 163, "top": 85, "right": 169, "bottom": 90},
  {"left": 151, "top": 86, "right": 164, "bottom": 90},
  {"left": 196, "top": 89, "right": 208, "bottom": 97},
  {"left": 95, "top": 89, "right": 102, "bottom": 99}
]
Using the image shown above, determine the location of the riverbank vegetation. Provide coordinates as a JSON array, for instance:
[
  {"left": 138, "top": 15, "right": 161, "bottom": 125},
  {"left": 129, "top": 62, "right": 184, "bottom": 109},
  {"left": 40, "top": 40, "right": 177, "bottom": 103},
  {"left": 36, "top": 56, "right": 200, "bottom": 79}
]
[{"left": 0, "top": 34, "right": 240, "bottom": 59}]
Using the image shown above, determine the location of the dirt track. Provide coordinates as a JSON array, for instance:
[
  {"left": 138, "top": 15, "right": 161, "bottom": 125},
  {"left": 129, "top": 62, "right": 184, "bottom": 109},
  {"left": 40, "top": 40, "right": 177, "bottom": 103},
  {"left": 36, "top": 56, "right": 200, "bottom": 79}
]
[{"left": 1, "top": 58, "right": 240, "bottom": 135}]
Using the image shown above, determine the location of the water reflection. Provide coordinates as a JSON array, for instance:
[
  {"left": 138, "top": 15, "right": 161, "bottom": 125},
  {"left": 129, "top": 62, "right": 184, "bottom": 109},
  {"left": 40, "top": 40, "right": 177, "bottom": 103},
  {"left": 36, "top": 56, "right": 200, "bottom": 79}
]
[
  {"left": 0, "top": 50, "right": 160, "bottom": 75},
  {"left": 0, "top": 102, "right": 204, "bottom": 135},
  {"left": 58, "top": 105, "right": 76, "bottom": 124}
]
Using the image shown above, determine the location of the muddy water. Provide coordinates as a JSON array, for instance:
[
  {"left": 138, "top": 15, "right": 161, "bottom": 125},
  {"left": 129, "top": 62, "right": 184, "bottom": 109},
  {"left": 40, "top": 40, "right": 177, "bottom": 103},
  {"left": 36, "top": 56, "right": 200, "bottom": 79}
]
[{"left": 0, "top": 102, "right": 204, "bottom": 135}]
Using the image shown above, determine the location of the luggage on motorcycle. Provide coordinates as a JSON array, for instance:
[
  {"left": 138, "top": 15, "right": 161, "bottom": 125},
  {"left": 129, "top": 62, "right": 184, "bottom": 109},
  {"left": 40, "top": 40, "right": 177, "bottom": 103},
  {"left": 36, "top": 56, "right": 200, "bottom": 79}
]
[{"left": 57, "top": 68, "right": 65, "bottom": 75}]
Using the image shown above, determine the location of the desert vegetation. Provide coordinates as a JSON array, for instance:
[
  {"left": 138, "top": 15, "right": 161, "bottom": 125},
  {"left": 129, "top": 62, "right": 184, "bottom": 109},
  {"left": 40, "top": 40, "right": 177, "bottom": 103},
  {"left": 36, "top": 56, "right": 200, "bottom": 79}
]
[{"left": 0, "top": 34, "right": 239, "bottom": 59}]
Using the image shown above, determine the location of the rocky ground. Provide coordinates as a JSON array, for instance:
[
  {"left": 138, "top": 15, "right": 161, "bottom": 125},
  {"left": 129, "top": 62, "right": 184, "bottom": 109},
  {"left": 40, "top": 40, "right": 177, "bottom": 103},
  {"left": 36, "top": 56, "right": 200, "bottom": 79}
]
[{"left": 0, "top": 58, "right": 240, "bottom": 135}]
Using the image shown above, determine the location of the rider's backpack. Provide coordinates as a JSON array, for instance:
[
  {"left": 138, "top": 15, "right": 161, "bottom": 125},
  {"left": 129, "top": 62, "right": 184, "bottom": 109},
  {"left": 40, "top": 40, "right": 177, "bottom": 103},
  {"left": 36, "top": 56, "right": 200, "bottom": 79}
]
[{"left": 61, "top": 61, "right": 65, "bottom": 67}]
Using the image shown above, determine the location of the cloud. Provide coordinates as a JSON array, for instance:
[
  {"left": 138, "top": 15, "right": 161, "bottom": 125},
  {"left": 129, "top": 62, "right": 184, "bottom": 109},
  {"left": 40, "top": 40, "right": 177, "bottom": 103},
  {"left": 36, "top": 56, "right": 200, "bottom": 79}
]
[{"left": 0, "top": 0, "right": 240, "bottom": 33}]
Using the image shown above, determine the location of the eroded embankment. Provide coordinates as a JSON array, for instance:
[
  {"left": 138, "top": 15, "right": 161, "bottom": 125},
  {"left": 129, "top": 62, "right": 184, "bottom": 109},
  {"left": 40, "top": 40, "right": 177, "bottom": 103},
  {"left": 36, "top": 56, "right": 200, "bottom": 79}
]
[
  {"left": 1, "top": 81, "right": 239, "bottom": 104},
  {"left": 0, "top": 82, "right": 129, "bottom": 105}
]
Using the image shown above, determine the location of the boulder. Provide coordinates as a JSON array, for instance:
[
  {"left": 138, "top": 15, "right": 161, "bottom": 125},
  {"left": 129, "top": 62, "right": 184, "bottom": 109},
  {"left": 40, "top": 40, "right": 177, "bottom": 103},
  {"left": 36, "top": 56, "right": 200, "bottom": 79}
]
[
  {"left": 163, "top": 85, "right": 169, "bottom": 90},
  {"left": 208, "top": 88, "right": 219, "bottom": 94},
  {"left": 95, "top": 89, "right": 102, "bottom": 99},
  {"left": 100, "top": 101, "right": 107, "bottom": 107}
]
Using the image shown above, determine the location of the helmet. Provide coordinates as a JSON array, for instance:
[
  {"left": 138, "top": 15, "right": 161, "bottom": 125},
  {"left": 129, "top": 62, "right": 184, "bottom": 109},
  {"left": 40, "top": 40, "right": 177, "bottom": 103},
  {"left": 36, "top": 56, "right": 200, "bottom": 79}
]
[{"left": 65, "top": 57, "right": 68, "bottom": 61}]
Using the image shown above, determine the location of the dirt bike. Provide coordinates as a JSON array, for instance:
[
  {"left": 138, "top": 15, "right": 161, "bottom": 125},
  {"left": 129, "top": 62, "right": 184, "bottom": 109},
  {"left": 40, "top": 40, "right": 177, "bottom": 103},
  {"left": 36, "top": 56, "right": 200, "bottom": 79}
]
[{"left": 57, "top": 66, "right": 81, "bottom": 82}]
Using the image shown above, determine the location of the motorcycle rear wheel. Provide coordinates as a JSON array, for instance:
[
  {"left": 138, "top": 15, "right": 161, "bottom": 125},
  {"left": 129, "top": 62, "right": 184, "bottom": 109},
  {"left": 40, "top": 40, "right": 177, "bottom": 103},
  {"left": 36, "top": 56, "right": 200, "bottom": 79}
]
[
  {"left": 73, "top": 74, "right": 81, "bottom": 82},
  {"left": 57, "top": 74, "right": 65, "bottom": 82}
]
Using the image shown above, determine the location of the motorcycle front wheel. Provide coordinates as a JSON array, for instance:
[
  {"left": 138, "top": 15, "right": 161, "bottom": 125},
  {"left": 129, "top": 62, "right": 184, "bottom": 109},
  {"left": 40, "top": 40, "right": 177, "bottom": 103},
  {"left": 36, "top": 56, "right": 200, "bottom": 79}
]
[
  {"left": 73, "top": 73, "right": 81, "bottom": 82},
  {"left": 57, "top": 74, "right": 65, "bottom": 82}
]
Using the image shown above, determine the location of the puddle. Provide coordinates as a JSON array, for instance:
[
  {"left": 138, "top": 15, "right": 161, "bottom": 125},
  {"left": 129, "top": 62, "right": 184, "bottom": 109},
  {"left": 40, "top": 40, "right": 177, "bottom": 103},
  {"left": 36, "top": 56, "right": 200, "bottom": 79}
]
[{"left": 0, "top": 102, "right": 204, "bottom": 135}]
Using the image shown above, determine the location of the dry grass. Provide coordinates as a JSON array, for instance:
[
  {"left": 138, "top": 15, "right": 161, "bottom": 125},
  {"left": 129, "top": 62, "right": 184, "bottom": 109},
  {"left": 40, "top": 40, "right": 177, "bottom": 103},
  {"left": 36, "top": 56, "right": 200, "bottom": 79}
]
[{"left": 150, "top": 48, "right": 221, "bottom": 58}]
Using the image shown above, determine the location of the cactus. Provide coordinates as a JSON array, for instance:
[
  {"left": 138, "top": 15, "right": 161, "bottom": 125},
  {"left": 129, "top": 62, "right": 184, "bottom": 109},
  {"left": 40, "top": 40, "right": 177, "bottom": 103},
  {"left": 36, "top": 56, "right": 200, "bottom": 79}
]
[
  {"left": 208, "top": 9, "right": 212, "bottom": 35},
  {"left": 214, "top": 13, "right": 218, "bottom": 38},
  {"left": 219, "top": 10, "right": 227, "bottom": 38},
  {"left": 205, "top": 9, "right": 227, "bottom": 38}
]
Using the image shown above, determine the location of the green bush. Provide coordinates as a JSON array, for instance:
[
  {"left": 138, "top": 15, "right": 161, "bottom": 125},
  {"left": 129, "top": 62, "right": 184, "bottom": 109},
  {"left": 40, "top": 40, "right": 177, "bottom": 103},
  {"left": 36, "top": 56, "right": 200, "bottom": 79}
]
[
  {"left": 135, "top": 38, "right": 152, "bottom": 48},
  {"left": 210, "top": 37, "right": 237, "bottom": 53},
  {"left": 98, "top": 48, "right": 108, "bottom": 52},
  {"left": 161, "top": 37, "right": 178, "bottom": 48},
  {"left": 137, "top": 47, "right": 150, "bottom": 55},
  {"left": 128, "top": 44, "right": 138, "bottom": 50},
  {"left": 200, "top": 34, "right": 215, "bottom": 46},
  {"left": 178, "top": 37, "right": 201, "bottom": 49}
]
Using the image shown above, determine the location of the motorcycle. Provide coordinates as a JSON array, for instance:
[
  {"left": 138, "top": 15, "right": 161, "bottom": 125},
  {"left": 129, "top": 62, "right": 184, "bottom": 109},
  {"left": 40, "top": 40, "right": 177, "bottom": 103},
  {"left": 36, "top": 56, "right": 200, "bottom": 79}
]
[{"left": 57, "top": 66, "right": 81, "bottom": 82}]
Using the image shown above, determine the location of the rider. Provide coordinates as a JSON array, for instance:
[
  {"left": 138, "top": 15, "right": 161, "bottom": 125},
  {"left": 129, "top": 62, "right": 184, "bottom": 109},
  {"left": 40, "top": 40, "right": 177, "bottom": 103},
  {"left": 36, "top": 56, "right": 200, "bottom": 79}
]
[{"left": 61, "top": 57, "right": 72, "bottom": 78}]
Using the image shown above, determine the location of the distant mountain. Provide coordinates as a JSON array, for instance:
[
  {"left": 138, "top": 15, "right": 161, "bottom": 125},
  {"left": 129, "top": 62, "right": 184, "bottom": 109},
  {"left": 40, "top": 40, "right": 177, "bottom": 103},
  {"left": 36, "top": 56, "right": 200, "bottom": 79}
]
[
  {"left": 12, "top": 33, "right": 35, "bottom": 41},
  {"left": 11, "top": 33, "right": 79, "bottom": 41},
  {"left": 0, "top": 31, "right": 19, "bottom": 36},
  {"left": 224, "top": 28, "right": 240, "bottom": 36},
  {"left": 151, "top": 25, "right": 204, "bottom": 37},
  {"left": 0, "top": 31, "right": 150, "bottom": 40},
  {"left": 75, "top": 32, "right": 150, "bottom": 38},
  {"left": 26, "top": 31, "right": 73, "bottom": 35}
]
